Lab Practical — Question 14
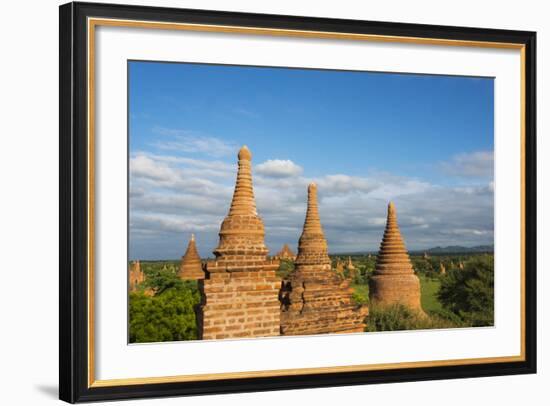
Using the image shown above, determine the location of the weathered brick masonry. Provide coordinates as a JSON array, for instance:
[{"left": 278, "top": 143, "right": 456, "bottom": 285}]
[
  {"left": 280, "top": 183, "right": 368, "bottom": 335},
  {"left": 197, "top": 146, "right": 281, "bottom": 340}
]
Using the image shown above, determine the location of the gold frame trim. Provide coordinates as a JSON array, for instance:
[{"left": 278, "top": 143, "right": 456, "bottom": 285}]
[{"left": 87, "top": 17, "right": 527, "bottom": 388}]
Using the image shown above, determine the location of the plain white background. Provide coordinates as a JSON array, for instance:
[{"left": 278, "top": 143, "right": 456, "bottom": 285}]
[{"left": 0, "top": 0, "right": 546, "bottom": 404}]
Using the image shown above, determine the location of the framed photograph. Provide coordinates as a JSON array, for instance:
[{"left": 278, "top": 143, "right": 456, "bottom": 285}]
[{"left": 59, "top": 1, "right": 536, "bottom": 403}]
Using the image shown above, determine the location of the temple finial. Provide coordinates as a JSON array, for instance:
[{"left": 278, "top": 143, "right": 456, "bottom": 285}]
[{"left": 238, "top": 145, "right": 252, "bottom": 161}]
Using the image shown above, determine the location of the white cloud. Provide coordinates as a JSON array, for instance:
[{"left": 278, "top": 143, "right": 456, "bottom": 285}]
[
  {"left": 152, "top": 127, "right": 238, "bottom": 157},
  {"left": 441, "top": 150, "right": 494, "bottom": 178},
  {"left": 316, "top": 174, "right": 374, "bottom": 194},
  {"left": 256, "top": 159, "right": 303, "bottom": 178},
  {"left": 130, "top": 153, "right": 233, "bottom": 197},
  {"left": 129, "top": 150, "right": 494, "bottom": 259}
]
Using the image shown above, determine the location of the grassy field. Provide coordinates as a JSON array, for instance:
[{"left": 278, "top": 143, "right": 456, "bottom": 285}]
[
  {"left": 418, "top": 275, "right": 443, "bottom": 314},
  {"left": 351, "top": 283, "right": 369, "bottom": 305}
]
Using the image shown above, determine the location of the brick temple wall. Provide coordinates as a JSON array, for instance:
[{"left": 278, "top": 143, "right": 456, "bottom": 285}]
[{"left": 198, "top": 261, "right": 280, "bottom": 340}]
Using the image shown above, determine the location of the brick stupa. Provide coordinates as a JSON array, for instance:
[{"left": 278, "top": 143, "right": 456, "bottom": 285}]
[
  {"left": 275, "top": 244, "right": 296, "bottom": 261},
  {"left": 128, "top": 260, "right": 144, "bottom": 292},
  {"left": 280, "top": 183, "right": 368, "bottom": 335},
  {"left": 369, "top": 202, "right": 423, "bottom": 312},
  {"left": 346, "top": 256, "right": 357, "bottom": 279},
  {"left": 197, "top": 146, "right": 281, "bottom": 340},
  {"left": 178, "top": 234, "right": 205, "bottom": 280}
]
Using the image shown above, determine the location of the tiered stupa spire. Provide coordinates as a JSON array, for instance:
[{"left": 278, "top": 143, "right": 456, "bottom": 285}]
[
  {"left": 369, "top": 202, "right": 423, "bottom": 312},
  {"left": 213, "top": 145, "right": 268, "bottom": 263},
  {"left": 295, "top": 183, "right": 330, "bottom": 266},
  {"left": 178, "top": 234, "right": 204, "bottom": 280},
  {"left": 198, "top": 146, "right": 280, "bottom": 340},
  {"left": 280, "top": 183, "right": 368, "bottom": 335}
]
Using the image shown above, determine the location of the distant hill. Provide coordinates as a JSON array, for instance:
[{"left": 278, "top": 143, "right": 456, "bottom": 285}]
[
  {"left": 414, "top": 245, "right": 494, "bottom": 254},
  {"left": 332, "top": 245, "right": 494, "bottom": 256}
]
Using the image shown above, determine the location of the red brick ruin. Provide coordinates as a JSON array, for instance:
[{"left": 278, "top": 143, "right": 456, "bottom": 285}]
[
  {"left": 197, "top": 146, "right": 281, "bottom": 340},
  {"left": 274, "top": 243, "right": 296, "bottom": 261},
  {"left": 128, "top": 260, "right": 144, "bottom": 292},
  {"left": 279, "top": 183, "right": 368, "bottom": 335},
  {"left": 369, "top": 202, "right": 423, "bottom": 312},
  {"left": 178, "top": 234, "right": 205, "bottom": 280}
]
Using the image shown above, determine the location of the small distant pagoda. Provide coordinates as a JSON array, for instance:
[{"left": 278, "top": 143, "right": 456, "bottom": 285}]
[
  {"left": 280, "top": 183, "right": 368, "bottom": 335},
  {"left": 128, "top": 260, "right": 144, "bottom": 292},
  {"left": 335, "top": 259, "right": 345, "bottom": 277},
  {"left": 178, "top": 234, "right": 205, "bottom": 280},
  {"left": 369, "top": 202, "right": 423, "bottom": 312},
  {"left": 275, "top": 243, "right": 296, "bottom": 261},
  {"left": 345, "top": 256, "right": 357, "bottom": 279},
  {"left": 439, "top": 262, "right": 446, "bottom": 275},
  {"left": 459, "top": 261, "right": 465, "bottom": 270}
]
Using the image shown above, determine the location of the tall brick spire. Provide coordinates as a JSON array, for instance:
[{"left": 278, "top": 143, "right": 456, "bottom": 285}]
[
  {"left": 213, "top": 145, "right": 268, "bottom": 261},
  {"left": 295, "top": 183, "right": 330, "bottom": 266},
  {"left": 375, "top": 202, "right": 414, "bottom": 275},
  {"left": 178, "top": 234, "right": 204, "bottom": 280},
  {"left": 369, "top": 202, "right": 423, "bottom": 312},
  {"left": 199, "top": 146, "right": 281, "bottom": 340},
  {"left": 280, "top": 183, "right": 368, "bottom": 336},
  {"left": 228, "top": 145, "right": 257, "bottom": 216}
]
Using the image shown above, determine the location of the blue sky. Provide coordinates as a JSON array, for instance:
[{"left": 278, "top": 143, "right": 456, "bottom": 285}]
[{"left": 129, "top": 61, "right": 494, "bottom": 259}]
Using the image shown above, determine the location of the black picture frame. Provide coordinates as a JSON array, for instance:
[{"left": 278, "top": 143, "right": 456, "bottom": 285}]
[{"left": 59, "top": 1, "right": 537, "bottom": 403}]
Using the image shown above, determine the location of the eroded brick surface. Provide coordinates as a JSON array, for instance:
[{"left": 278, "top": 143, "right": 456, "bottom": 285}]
[{"left": 280, "top": 183, "right": 368, "bottom": 335}]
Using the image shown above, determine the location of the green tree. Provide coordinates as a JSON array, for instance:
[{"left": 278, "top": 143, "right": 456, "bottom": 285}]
[
  {"left": 129, "top": 283, "right": 200, "bottom": 343},
  {"left": 437, "top": 256, "right": 494, "bottom": 326},
  {"left": 276, "top": 259, "right": 295, "bottom": 279},
  {"left": 143, "top": 263, "right": 183, "bottom": 294}
]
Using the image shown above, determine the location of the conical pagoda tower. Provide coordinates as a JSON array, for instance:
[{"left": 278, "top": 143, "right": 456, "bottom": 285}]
[
  {"left": 198, "top": 146, "right": 280, "bottom": 340},
  {"left": 369, "top": 202, "right": 423, "bottom": 311},
  {"left": 280, "top": 183, "right": 368, "bottom": 335},
  {"left": 178, "top": 234, "right": 204, "bottom": 280}
]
